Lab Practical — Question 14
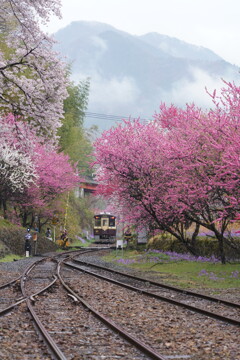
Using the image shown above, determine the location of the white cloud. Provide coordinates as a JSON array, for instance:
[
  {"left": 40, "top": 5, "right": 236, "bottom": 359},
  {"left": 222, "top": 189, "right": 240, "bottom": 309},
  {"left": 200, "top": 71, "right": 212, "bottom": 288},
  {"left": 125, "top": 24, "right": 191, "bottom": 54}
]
[
  {"left": 88, "top": 75, "right": 141, "bottom": 114},
  {"left": 159, "top": 67, "right": 233, "bottom": 110},
  {"left": 73, "top": 66, "right": 238, "bottom": 129},
  {"left": 91, "top": 36, "right": 108, "bottom": 53}
]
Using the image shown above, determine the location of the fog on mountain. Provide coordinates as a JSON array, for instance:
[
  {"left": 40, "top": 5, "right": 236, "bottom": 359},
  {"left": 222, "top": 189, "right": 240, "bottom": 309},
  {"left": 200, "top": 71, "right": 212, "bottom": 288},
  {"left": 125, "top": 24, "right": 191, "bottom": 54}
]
[{"left": 53, "top": 21, "right": 239, "bottom": 130}]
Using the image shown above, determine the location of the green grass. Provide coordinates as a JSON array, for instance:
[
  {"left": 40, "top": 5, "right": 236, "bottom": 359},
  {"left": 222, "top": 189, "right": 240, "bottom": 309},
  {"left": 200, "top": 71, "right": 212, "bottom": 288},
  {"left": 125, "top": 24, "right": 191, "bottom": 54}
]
[
  {"left": 0, "top": 254, "right": 24, "bottom": 262},
  {"left": 69, "top": 237, "right": 93, "bottom": 247},
  {"left": 55, "top": 237, "right": 92, "bottom": 251},
  {"left": 0, "top": 218, "right": 13, "bottom": 227},
  {"left": 103, "top": 250, "right": 240, "bottom": 290}
]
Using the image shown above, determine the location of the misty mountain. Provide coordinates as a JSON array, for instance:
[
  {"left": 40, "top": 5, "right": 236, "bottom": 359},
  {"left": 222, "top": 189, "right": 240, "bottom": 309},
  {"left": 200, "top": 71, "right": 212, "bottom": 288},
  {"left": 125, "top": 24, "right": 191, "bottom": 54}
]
[
  {"left": 139, "top": 33, "right": 222, "bottom": 62},
  {"left": 53, "top": 21, "right": 239, "bottom": 130}
]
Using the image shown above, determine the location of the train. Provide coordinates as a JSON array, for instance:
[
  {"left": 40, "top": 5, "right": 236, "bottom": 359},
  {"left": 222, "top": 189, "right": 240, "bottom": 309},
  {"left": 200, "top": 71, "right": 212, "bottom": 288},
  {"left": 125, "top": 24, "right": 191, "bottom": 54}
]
[{"left": 93, "top": 213, "right": 117, "bottom": 243}]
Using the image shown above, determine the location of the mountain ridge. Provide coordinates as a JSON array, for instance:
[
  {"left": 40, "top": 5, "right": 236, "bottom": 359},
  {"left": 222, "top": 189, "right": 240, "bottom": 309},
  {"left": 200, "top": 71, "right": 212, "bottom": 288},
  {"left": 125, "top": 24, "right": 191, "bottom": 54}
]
[{"left": 53, "top": 21, "right": 238, "bottom": 129}]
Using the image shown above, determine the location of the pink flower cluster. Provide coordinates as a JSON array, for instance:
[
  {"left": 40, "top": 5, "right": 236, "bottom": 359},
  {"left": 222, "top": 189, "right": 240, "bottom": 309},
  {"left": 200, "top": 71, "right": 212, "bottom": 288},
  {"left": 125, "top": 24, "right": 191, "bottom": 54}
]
[{"left": 93, "top": 80, "right": 240, "bottom": 262}]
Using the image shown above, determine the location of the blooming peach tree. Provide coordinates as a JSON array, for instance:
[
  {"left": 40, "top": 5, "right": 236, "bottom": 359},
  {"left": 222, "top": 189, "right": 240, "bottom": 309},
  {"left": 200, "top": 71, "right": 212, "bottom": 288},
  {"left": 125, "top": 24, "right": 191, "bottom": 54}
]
[
  {"left": 93, "top": 81, "right": 240, "bottom": 263},
  {"left": 17, "top": 144, "right": 80, "bottom": 229},
  {"left": 0, "top": 113, "right": 80, "bottom": 227}
]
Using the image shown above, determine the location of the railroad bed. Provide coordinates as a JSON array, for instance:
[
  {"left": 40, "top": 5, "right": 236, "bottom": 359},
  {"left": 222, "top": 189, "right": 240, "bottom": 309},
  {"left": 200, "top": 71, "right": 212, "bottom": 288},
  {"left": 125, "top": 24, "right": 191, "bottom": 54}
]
[{"left": 0, "top": 249, "right": 239, "bottom": 359}]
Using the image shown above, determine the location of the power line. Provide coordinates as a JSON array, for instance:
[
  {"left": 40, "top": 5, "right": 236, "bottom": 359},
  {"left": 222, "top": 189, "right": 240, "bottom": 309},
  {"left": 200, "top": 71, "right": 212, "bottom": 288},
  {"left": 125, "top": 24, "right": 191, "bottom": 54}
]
[{"left": 85, "top": 111, "right": 150, "bottom": 122}]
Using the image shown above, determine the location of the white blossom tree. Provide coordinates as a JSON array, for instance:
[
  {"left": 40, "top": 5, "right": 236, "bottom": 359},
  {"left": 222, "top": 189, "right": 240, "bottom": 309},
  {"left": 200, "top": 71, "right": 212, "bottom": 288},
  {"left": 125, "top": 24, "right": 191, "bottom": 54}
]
[
  {"left": 0, "top": 141, "right": 36, "bottom": 192},
  {"left": 0, "top": 0, "right": 68, "bottom": 139},
  {"left": 0, "top": 113, "right": 37, "bottom": 216}
]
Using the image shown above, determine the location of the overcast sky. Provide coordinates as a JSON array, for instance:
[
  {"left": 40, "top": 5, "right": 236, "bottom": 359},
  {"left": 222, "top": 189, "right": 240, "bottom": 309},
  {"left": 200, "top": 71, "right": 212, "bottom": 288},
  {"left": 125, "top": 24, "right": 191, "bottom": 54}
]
[{"left": 45, "top": 0, "right": 240, "bottom": 66}]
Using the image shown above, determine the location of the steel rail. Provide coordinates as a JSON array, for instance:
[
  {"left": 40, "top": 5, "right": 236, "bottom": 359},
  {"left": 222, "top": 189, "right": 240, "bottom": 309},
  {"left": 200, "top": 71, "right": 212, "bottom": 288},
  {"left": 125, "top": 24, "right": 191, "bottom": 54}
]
[
  {"left": 0, "top": 250, "right": 95, "bottom": 317},
  {"left": 20, "top": 258, "right": 68, "bottom": 360},
  {"left": 0, "top": 275, "right": 57, "bottom": 317},
  {"left": 72, "top": 258, "right": 240, "bottom": 309},
  {"left": 0, "top": 252, "right": 72, "bottom": 290},
  {"left": 64, "top": 260, "right": 240, "bottom": 327},
  {"left": 0, "top": 256, "right": 55, "bottom": 316},
  {"left": 24, "top": 297, "right": 67, "bottom": 360},
  {"left": 0, "top": 275, "right": 22, "bottom": 289},
  {"left": 58, "top": 260, "right": 168, "bottom": 360}
]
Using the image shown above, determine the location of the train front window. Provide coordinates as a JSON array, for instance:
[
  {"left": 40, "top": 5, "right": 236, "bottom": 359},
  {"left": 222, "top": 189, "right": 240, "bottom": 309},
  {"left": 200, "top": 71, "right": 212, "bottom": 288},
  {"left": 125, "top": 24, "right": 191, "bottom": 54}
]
[
  {"left": 109, "top": 217, "right": 115, "bottom": 226},
  {"left": 102, "top": 219, "right": 108, "bottom": 227},
  {"left": 94, "top": 217, "right": 101, "bottom": 226}
]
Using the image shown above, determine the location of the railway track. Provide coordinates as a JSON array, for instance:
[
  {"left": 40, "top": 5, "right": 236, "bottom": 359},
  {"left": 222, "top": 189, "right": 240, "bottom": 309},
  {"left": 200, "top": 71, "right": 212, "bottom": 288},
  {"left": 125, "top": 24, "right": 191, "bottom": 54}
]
[
  {"left": 0, "top": 249, "right": 239, "bottom": 359},
  {"left": 58, "top": 252, "right": 240, "bottom": 360},
  {"left": 0, "top": 251, "right": 168, "bottom": 359},
  {"left": 65, "top": 256, "right": 240, "bottom": 326},
  {"left": 0, "top": 256, "right": 58, "bottom": 359}
]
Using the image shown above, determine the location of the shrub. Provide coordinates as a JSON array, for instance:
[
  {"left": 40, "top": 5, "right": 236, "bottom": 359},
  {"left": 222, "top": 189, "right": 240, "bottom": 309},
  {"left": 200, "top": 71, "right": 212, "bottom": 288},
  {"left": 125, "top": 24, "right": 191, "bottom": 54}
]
[
  {"left": 147, "top": 234, "right": 240, "bottom": 261},
  {"left": 147, "top": 234, "right": 186, "bottom": 253}
]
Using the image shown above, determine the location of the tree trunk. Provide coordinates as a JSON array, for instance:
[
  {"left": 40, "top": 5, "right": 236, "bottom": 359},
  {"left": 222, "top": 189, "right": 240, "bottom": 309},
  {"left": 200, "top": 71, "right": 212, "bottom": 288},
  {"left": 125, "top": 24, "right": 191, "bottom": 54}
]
[
  {"left": 2, "top": 199, "right": 7, "bottom": 219},
  {"left": 210, "top": 225, "right": 226, "bottom": 264},
  {"left": 188, "top": 217, "right": 227, "bottom": 264},
  {"left": 165, "top": 224, "right": 200, "bottom": 257},
  {"left": 22, "top": 211, "right": 28, "bottom": 227},
  {"left": 215, "top": 233, "right": 226, "bottom": 264}
]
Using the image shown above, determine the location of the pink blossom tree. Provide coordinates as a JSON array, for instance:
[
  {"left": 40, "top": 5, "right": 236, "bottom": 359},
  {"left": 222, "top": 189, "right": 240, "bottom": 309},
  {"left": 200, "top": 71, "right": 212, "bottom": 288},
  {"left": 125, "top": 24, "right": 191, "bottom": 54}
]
[
  {"left": 0, "top": 113, "right": 80, "bottom": 228},
  {"left": 94, "top": 81, "right": 240, "bottom": 263},
  {"left": 15, "top": 144, "right": 80, "bottom": 229},
  {"left": 94, "top": 119, "right": 201, "bottom": 255},
  {"left": 153, "top": 84, "right": 240, "bottom": 263},
  {"left": 0, "top": 0, "right": 68, "bottom": 139}
]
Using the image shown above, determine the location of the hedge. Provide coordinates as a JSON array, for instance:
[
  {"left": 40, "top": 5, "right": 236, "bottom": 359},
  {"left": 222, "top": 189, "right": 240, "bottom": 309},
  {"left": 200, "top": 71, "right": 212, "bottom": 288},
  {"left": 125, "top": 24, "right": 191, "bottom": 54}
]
[{"left": 147, "top": 234, "right": 240, "bottom": 260}]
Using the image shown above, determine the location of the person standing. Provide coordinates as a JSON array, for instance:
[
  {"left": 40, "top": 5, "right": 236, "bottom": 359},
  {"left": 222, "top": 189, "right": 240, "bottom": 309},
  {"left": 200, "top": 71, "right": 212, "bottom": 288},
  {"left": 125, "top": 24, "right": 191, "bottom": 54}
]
[
  {"left": 46, "top": 227, "right": 52, "bottom": 241},
  {"left": 24, "top": 228, "right": 32, "bottom": 257}
]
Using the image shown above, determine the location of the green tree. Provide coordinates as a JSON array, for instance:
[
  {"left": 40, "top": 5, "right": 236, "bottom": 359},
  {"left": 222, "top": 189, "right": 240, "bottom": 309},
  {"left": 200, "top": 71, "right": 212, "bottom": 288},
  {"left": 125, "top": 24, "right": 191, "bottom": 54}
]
[
  {"left": 57, "top": 78, "right": 96, "bottom": 239},
  {"left": 58, "top": 78, "right": 94, "bottom": 176}
]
